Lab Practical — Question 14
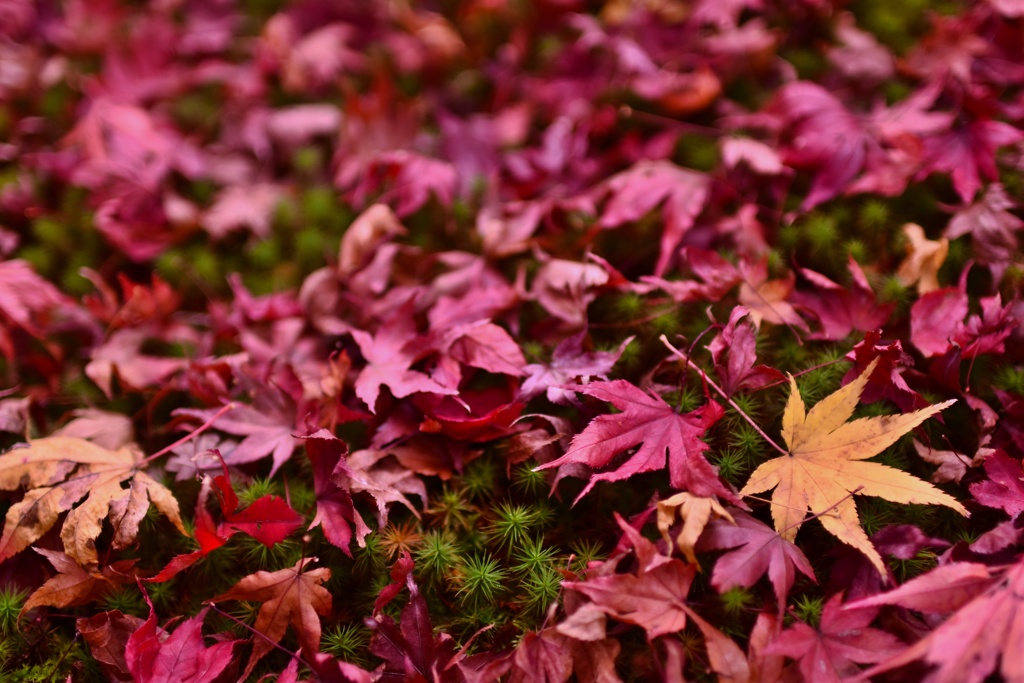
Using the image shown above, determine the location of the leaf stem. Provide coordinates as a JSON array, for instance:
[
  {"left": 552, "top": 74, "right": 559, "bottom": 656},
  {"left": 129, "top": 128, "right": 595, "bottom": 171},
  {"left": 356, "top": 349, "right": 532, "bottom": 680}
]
[
  {"left": 207, "top": 602, "right": 312, "bottom": 669},
  {"left": 141, "top": 402, "right": 238, "bottom": 465},
  {"left": 660, "top": 335, "right": 788, "bottom": 456}
]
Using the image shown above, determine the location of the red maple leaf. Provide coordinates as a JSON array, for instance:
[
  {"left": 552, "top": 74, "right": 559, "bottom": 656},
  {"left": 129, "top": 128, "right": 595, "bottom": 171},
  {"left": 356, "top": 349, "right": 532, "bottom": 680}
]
[
  {"left": 920, "top": 114, "right": 1022, "bottom": 203},
  {"left": 220, "top": 494, "right": 303, "bottom": 547},
  {"left": 414, "top": 386, "right": 524, "bottom": 442},
  {"left": 695, "top": 509, "right": 815, "bottom": 606},
  {"left": 852, "top": 558, "right": 1024, "bottom": 683},
  {"left": 911, "top": 267, "right": 1016, "bottom": 358},
  {"left": 593, "top": 160, "right": 711, "bottom": 276},
  {"left": 125, "top": 592, "right": 240, "bottom": 683},
  {"left": 766, "top": 594, "right": 903, "bottom": 683},
  {"left": 843, "top": 330, "right": 924, "bottom": 412},
  {"left": 564, "top": 515, "right": 697, "bottom": 640},
  {"left": 536, "top": 380, "right": 737, "bottom": 504},
  {"left": 148, "top": 459, "right": 303, "bottom": 581},
  {"left": 304, "top": 430, "right": 370, "bottom": 556}
]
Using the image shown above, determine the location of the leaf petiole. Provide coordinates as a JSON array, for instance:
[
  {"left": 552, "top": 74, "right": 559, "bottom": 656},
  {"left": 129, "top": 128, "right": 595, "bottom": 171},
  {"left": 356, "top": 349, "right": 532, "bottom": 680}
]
[{"left": 660, "top": 335, "right": 788, "bottom": 455}]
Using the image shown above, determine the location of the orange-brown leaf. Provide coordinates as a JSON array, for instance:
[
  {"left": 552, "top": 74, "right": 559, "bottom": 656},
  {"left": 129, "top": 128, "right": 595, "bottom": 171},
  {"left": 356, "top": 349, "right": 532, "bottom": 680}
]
[
  {"left": 0, "top": 436, "right": 186, "bottom": 568},
  {"left": 212, "top": 557, "right": 331, "bottom": 680}
]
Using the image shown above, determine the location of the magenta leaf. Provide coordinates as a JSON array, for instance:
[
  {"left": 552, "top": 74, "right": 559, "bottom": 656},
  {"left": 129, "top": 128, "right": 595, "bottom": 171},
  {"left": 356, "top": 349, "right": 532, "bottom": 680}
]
[{"left": 537, "top": 380, "right": 736, "bottom": 503}]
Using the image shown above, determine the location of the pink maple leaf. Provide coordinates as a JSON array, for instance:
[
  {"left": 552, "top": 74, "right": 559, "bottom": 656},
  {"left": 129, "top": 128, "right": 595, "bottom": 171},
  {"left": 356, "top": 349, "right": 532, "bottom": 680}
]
[
  {"left": 126, "top": 593, "right": 240, "bottom": 683},
  {"left": 641, "top": 247, "right": 742, "bottom": 304},
  {"left": 920, "top": 115, "right": 1022, "bottom": 203},
  {"left": 85, "top": 328, "right": 187, "bottom": 398},
  {"left": 946, "top": 184, "right": 1024, "bottom": 278},
  {"left": 953, "top": 292, "right": 1017, "bottom": 357},
  {"left": 852, "top": 558, "right": 1024, "bottom": 683},
  {"left": 202, "top": 184, "right": 284, "bottom": 240},
  {"left": 910, "top": 272, "right": 970, "bottom": 357},
  {"left": 792, "top": 257, "right": 893, "bottom": 340},
  {"left": 767, "top": 595, "right": 903, "bottom": 683},
  {"left": 970, "top": 450, "right": 1024, "bottom": 518},
  {"left": 520, "top": 331, "right": 634, "bottom": 405},
  {"left": 696, "top": 509, "right": 815, "bottom": 606},
  {"left": 174, "top": 387, "right": 306, "bottom": 476},
  {"left": 351, "top": 310, "right": 457, "bottom": 413},
  {"left": 537, "top": 380, "right": 737, "bottom": 504},
  {"left": 564, "top": 514, "right": 697, "bottom": 640},
  {"left": 772, "top": 82, "right": 877, "bottom": 210},
  {"left": 435, "top": 320, "right": 527, "bottom": 378},
  {"left": 594, "top": 160, "right": 711, "bottom": 276},
  {"left": 0, "top": 259, "right": 76, "bottom": 361},
  {"left": 343, "top": 150, "right": 457, "bottom": 217}
]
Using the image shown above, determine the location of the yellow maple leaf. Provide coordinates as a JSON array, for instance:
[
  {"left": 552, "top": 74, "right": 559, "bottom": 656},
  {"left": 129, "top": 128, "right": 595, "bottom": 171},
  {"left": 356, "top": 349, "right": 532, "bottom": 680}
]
[
  {"left": 0, "top": 436, "right": 186, "bottom": 568},
  {"left": 740, "top": 358, "right": 967, "bottom": 575},
  {"left": 657, "top": 492, "right": 734, "bottom": 565}
]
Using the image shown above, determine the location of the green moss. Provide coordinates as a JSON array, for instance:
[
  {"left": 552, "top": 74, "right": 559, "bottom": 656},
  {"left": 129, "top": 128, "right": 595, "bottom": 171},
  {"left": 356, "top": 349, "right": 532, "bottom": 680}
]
[
  {"left": 416, "top": 530, "right": 462, "bottom": 578},
  {"left": 455, "top": 554, "right": 508, "bottom": 608},
  {"left": 322, "top": 623, "right": 372, "bottom": 666},
  {"left": 791, "top": 594, "right": 824, "bottom": 628}
]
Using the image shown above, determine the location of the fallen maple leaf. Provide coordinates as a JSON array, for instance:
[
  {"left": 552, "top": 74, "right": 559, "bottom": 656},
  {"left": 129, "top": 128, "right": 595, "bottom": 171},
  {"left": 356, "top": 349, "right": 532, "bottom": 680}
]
[
  {"left": 740, "top": 358, "right": 967, "bottom": 574},
  {"left": 594, "top": 160, "right": 711, "bottom": 277},
  {"left": 351, "top": 307, "right": 457, "bottom": 412},
  {"left": 792, "top": 257, "right": 893, "bottom": 341},
  {"left": 212, "top": 557, "right": 331, "bottom": 680},
  {"left": 695, "top": 509, "right": 815, "bottom": 607},
  {"left": 564, "top": 517, "right": 697, "bottom": 639},
  {"left": 536, "top": 380, "right": 738, "bottom": 504},
  {"left": 970, "top": 450, "right": 1024, "bottom": 518},
  {"left": 519, "top": 330, "right": 634, "bottom": 405},
  {"left": 367, "top": 554, "right": 463, "bottom": 682},
  {"left": 707, "top": 306, "right": 785, "bottom": 396},
  {"left": 0, "top": 436, "right": 186, "bottom": 568},
  {"left": 149, "top": 465, "right": 304, "bottom": 581},
  {"left": 23, "top": 548, "right": 135, "bottom": 613},
  {"left": 77, "top": 609, "right": 145, "bottom": 681},
  {"left": 895, "top": 223, "right": 949, "bottom": 294},
  {"left": 767, "top": 594, "right": 903, "bottom": 683},
  {"left": 657, "top": 492, "right": 734, "bottom": 565},
  {"left": 852, "top": 557, "right": 1024, "bottom": 683},
  {"left": 126, "top": 591, "right": 240, "bottom": 683}
]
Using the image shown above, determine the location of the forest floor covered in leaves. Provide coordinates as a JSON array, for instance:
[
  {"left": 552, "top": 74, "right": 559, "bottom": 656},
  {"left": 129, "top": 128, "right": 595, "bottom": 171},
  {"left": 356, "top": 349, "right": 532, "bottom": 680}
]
[{"left": 2, "top": 0, "right": 1024, "bottom": 681}]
